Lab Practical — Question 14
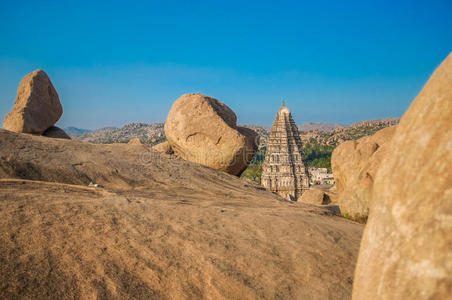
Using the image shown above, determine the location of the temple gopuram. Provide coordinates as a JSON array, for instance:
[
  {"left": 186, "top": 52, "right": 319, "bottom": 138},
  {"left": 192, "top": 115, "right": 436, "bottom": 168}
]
[{"left": 261, "top": 101, "right": 309, "bottom": 200}]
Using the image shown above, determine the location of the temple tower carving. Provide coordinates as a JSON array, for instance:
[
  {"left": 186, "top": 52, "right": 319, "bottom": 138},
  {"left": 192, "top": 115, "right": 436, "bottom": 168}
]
[{"left": 261, "top": 101, "right": 309, "bottom": 200}]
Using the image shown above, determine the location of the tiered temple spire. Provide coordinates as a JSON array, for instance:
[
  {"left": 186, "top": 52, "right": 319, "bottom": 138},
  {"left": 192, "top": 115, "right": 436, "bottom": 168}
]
[{"left": 261, "top": 101, "right": 309, "bottom": 200}]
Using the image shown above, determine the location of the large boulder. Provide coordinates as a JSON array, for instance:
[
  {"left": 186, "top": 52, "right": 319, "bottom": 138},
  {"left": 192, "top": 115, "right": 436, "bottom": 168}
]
[
  {"left": 3, "top": 70, "right": 63, "bottom": 134},
  {"left": 164, "top": 93, "right": 258, "bottom": 175},
  {"left": 353, "top": 53, "right": 452, "bottom": 299},
  {"left": 42, "top": 126, "right": 71, "bottom": 139},
  {"left": 331, "top": 125, "right": 396, "bottom": 222}
]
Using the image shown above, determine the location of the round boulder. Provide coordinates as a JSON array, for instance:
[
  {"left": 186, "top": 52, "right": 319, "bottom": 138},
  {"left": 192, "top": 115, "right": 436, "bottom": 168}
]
[
  {"left": 164, "top": 93, "right": 258, "bottom": 175},
  {"left": 3, "top": 70, "right": 63, "bottom": 134}
]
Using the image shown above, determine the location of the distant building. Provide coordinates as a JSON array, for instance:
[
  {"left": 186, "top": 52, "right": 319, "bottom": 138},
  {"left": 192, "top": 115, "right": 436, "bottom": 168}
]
[
  {"left": 308, "top": 167, "right": 335, "bottom": 185},
  {"left": 261, "top": 101, "right": 309, "bottom": 201}
]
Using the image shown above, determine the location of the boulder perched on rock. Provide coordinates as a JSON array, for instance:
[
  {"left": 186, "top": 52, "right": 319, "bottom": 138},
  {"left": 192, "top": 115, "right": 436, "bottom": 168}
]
[
  {"left": 353, "top": 53, "right": 452, "bottom": 299},
  {"left": 127, "top": 137, "right": 142, "bottom": 145},
  {"left": 331, "top": 125, "right": 396, "bottom": 222},
  {"left": 3, "top": 70, "right": 62, "bottom": 134},
  {"left": 299, "top": 189, "right": 330, "bottom": 205},
  {"left": 164, "top": 93, "right": 258, "bottom": 175},
  {"left": 42, "top": 126, "right": 70, "bottom": 139},
  {"left": 153, "top": 141, "right": 173, "bottom": 154}
]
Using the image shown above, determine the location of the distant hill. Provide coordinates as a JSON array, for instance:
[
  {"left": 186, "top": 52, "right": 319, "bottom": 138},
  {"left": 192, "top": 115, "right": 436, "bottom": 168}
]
[
  {"left": 67, "top": 119, "right": 400, "bottom": 182},
  {"left": 298, "top": 122, "right": 345, "bottom": 132},
  {"left": 299, "top": 118, "right": 400, "bottom": 147},
  {"left": 71, "top": 123, "right": 268, "bottom": 145},
  {"left": 69, "top": 118, "right": 399, "bottom": 151},
  {"left": 72, "top": 122, "right": 165, "bottom": 145},
  {"left": 64, "top": 127, "right": 91, "bottom": 136}
]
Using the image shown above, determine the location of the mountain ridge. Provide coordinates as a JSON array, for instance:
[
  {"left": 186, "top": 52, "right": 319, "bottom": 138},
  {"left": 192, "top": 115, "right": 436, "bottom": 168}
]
[
  {"left": 298, "top": 122, "right": 345, "bottom": 132},
  {"left": 63, "top": 126, "right": 91, "bottom": 136},
  {"left": 68, "top": 118, "right": 399, "bottom": 148}
]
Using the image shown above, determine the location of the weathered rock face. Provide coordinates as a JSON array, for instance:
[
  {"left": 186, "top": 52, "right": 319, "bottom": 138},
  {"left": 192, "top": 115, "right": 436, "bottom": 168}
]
[
  {"left": 353, "top": 53, "right": 452, "bottom": 299},
  {"left": 164, "top": 93, "right": 258, "bottom": 175},
  {"left": 3, "top": 70, "right": 62, "bottom": 134},
  {"left": 299, "top": 189, "right": 330, "bottom": 205},
  {"left": 127, "top": 137, "right": 142, "bottom": 145},
  {"left": 331, "top": 125, "right": 396, "bottom": 222},
  {"left": 42, "top": 126, "right": 71, "bottom": 139}
]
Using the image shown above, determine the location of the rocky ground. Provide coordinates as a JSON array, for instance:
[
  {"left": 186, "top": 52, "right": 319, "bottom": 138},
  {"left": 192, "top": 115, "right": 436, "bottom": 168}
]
[{"left": 0, "top": 129, "right": 363, "bottom": 299}]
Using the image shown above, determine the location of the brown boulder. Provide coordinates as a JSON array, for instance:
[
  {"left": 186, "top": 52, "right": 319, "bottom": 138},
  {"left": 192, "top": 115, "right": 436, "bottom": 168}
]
[
  {"left": 164, "top": 93, "right": 258, "bottom": 175},
  {"left": 152, "top": 141, "right": 173, "bottom": 154},
  {"left": 127, "top": 137, "right": 142, "bottom": 144},
  {"left": 331, "top": 126, "right": 396, "bottom": 222},
  {"left": 42, "top": 126, "right": 71, "bottom": 139},
  {"left": 299, "top": 189, "right": 330, "bottom": 205},
  {"left": 353, "top": 53, "right": 452, "bottom": 299},
  {"left": 3, "top": 70, "right": 62, "bottom": 134}
]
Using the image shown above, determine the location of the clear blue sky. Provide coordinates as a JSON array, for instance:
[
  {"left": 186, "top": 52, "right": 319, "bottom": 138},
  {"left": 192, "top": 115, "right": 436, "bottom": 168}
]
[{"left": 0, "top": 0, "right": 451, "bottom": 129}]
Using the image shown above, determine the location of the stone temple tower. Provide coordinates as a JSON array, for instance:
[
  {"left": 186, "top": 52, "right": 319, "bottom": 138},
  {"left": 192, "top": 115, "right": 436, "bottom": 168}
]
[{"left": 261, "top": 101, "right": 309, "bottom": 200}]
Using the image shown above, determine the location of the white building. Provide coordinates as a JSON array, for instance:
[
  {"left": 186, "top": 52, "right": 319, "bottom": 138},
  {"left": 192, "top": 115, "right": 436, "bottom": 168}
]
[{"left": 308, "top": 167, "right": 335, "bottom": 185}]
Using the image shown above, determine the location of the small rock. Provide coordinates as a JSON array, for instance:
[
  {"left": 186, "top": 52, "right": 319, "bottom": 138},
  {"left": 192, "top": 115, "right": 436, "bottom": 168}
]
[
  {"left": 88, "top": 181, "right": 103, "bottom": 188},
  {"left": 42, "top": 126, "right": 71, "bottom": 139}
]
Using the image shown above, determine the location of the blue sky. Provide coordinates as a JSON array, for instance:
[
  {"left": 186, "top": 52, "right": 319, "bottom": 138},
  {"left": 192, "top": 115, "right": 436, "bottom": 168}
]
[{"left": 0, "top": 0, "right": 451, "bottom": 129}]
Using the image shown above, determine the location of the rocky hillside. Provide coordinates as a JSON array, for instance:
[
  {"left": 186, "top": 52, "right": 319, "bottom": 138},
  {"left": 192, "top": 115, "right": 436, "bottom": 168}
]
[
  {"left": 299, "top": 122, "right": 345, "bottom": 132},
  {"left": 300, "top": 118, "right": 400, "bottom": 147},
  {"left": 68, "top": 119, "right": 399, "bottom": 177},
  {"left": 0, "top": 129, "right": 363, "bottom": 299},
  {"left": 70, "top": 122, "right": 267, "bottom": 146},
  {"left": 69, "top": 119, "right": 397, "bottom": 149},
  {"left": 72, "top": 122, "right": 165, "bottom": 145}
]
